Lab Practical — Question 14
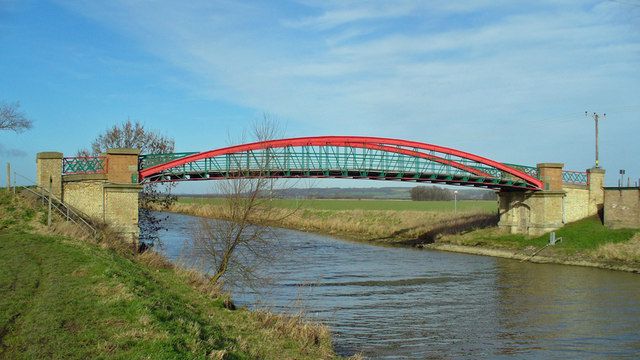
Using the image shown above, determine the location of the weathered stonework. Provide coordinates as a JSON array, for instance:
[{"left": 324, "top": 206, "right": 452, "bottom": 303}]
[
  {"left": 106, "top": 148, "right": 140, "bottom": 184},
  {"left": 104, "top": 183, "right": 143, "bottom": 242},
  {"left": 498, "top": 190, "right": 565, "bottom": 236},
  {"left": 498, "top": 164, "right": 606, "bottom": 236},
  {"left": 604, "top": 188, "right": 640, "bottom": 229},
  {"left": 537, "top": 163, "right": 563, "bottom": 191},
  {"left": 36, "top": 149, "right": 142, "bottom": 245},
  {"left": 563, "top": 185, "right": 590, "bottom": 223},
  {"left": 62, "top": 177, "right": 106, "bottom": 219},
  {"left": 587, "top": 167, "right": 605, "bottom": 216},
  {"left": 36, "top": 152, "right": 63, "bottom": 198}
]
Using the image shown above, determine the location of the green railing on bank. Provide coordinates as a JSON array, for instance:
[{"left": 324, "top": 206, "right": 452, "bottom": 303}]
[{"left": 62, "top": 156, "right": 107, "bottom": 175}]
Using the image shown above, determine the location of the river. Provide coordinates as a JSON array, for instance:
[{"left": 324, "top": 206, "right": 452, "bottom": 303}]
[{"left": 153, "top": 211, "right": 640, "bottom": 359}]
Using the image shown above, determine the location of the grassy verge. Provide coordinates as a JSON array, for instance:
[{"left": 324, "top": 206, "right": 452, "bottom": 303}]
[
  {"left": 435, "top": 216, "right": 640, "bottom": 268},
  {"left": 0, "top": 191, "right": 338, "bottom": 359}
]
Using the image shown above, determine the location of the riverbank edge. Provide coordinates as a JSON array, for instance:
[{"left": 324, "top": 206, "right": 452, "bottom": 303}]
[
  {"left": 423, "top": 243, "right": 640, "bottom": 274},
  {"left": 160, "top": 207, "right": 640, "bottom": 275}
]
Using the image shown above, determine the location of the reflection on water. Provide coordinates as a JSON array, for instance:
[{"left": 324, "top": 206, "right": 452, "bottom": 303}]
[
  {"left": 495, "top": 261, "right": 640, "bottom": 359},
  {"left": 154, "top": 211, "right": 640, "bottom": 359}
]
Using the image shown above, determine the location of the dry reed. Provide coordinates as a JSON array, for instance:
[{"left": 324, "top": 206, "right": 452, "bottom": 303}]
[
  {"left": 252, "top": 309, "right": 333, "bottom": 354},
  {"left": 592, "top": 234, "right": 640, "bottom": 263}
]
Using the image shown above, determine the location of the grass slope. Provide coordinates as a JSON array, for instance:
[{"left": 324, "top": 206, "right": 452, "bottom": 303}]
[
  {"left": 440, "top": 216, "right": 640, "bottom": 264},
  {"left": 0, "top": 192, "right": 336, "bottom": 359}
]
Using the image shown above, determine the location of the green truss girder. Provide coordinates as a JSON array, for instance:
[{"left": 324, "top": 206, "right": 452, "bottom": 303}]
[{"left": 139, "top": 146, "right": 569, "bottom": 189}]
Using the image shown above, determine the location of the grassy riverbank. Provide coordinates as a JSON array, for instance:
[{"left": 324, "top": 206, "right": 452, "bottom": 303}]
[
  {"left": 431, "top": 216, "right": 640, "bottom": 271},
  {"left": 173, "top": 196, "right": 640, "bottom": 272},
  {"left": 174, "top": 197, "right": 497, "bottom": 243},
  {"left": 0, "top": 191, "right": 338, "bottom": 359}
]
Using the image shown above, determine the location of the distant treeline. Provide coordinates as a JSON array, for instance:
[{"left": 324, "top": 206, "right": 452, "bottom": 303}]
[{"left": 410, "top": 186, "right": 496, "bottom": 201}]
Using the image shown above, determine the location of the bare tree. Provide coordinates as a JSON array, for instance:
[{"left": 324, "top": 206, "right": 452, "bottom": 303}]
[
  {"left": 0, "top": 101, "right": 33, "bottom": 133},
  {"left": 77, "top": 119, "right": 174, "bottom": 156},
  {"left": 187, "top": 115, "right": 296, "bottom": 286},
  {"left": 80, "top": 119, "right": 176, "bottom": 248}
]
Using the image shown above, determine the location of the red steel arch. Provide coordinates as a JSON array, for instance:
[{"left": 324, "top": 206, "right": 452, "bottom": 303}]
[{"left": 139, "top": 136, "right": 544, "bottom": 190}]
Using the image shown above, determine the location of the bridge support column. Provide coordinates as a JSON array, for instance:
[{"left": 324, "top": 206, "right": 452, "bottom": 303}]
[
  {"left": 106, "top": 148, "right": 140, "bottom": 184},
  {"left": 498, "top": 163, "right": 566, "bottom": 236},
  {"left": 38, "top": 148, "right": 142, "bottom": 245},
  {"left": 587, "top": 167, "right": 605, "bottom": 217},
  {"left": 36, "top": 152, "right": 63, "bottom": 198},
  {"left": 103, "top": 183, "right": 142, "bottom": 243}
]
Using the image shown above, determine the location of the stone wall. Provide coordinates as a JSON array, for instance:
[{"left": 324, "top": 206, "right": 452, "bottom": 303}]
[
  {"left": 587, "top": 168, "right": 605, "bottom": 216},
  {"left": 498, "top": 164, "right": 606, "bottom": 236},
  {"left": 106, "top": 148, "right": 140, "bottom": 184},
  {"left": 36, "top": 149, "right": 142, "bottom": 245},
  {"left": 104, "top": 184, "right": 142, "bottom": 242},
  {"left": 498, "top": 190, "right": 564, "bottom": 236},
  {"left": 62, "top": 175, "right": 107, "bottom": 219},
  {"left": 36, "top": 152, "right": 63, "bottom": 198},
  {"left": 604, "top": 188, "right": 640, "bottom": 229},
  {"left": 563, "top": 186, "right": 590, "bottom": 223}
]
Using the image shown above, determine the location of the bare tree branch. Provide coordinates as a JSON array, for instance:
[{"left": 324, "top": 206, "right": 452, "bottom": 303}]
[
  {"left": 80, "top": 119, "right": 176, "bottom": 248},
  {"left": 186, "top": 113, "right": 300, "bottom": 287},
  {"left": 0, "top": 101, "right": 33, "bottom": 133}
]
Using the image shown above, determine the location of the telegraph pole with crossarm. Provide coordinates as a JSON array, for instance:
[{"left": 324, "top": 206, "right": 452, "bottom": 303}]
[{"left": 586, "top": 111, "right": 605, "bottom": 168}]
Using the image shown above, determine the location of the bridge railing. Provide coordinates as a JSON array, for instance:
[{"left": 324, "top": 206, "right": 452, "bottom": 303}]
[
  {"left": 63, "top": 156, "right": 107, "bottom": 175},
  {"left": 139, "top": 147, "right": 541, "bottom": 189},
  {"left": 504, "top": 163, "right": 589, "bottom": 186},
  {"left": 562, "top": 170, "right": 589, "bottom": 185},
  {"left": 503, "top": 163, "right": 540, "bottom": 179},
  {"left": 139, "top": 152, "right": 198, "bottom": 170}
]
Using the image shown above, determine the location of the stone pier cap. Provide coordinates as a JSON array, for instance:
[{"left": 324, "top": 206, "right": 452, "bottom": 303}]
[
  {"left": 105, "top": 148, "right": 141, "bottom": 155},
  {"left": 36, "top": 152, "right": 63, "bottom": 159}
]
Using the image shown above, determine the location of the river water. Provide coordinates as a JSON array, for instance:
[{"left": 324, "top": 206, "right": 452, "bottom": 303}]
[{"left": 154, "top": 211, "right": 640, "bottom": 359}]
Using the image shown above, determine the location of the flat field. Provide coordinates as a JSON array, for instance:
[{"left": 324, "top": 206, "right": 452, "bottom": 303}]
[
  {"left": 178, "top": 197, "right": 498, "bottom": 213},
  {"left": 170, "top": 197, "right": 498, "bottom": 244}
]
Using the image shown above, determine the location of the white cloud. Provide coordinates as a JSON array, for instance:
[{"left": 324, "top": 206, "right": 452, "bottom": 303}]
[{"left": 56, "top": 0, "right": 640, "bottom": 167}]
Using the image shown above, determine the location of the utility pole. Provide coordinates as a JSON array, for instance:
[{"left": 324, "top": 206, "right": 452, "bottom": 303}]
[
  {"left": 586, "top": 111, "right": 605, "bottom": 168},
  {"left": 6, "top": 163, "right": 10, "bottom": 192},
  {"left": 48, "top": 175, "right": 52, "bottom": 227},
  {"left": 454, "top": 190, "right": 458, "bottom": 214}
]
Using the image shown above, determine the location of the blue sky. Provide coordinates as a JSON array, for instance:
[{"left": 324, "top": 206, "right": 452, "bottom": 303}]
[{"left": 1, "top": 0, "right": 639, "bottom": 191}]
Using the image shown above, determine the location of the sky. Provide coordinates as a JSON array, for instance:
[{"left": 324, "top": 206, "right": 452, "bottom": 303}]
[{"left": 0, "top": 0, "right": 639, "bottom": 192}]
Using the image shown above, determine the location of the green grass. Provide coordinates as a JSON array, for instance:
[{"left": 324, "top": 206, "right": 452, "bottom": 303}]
[
  {"left": 0, "top": 191, "right": 336, "bottom": 359},
  {"left": 447, "top": 215, "right": 638, "bottom": 256},
  {"left": 179, "top": 197, "right": 497, "bottom": 213}
]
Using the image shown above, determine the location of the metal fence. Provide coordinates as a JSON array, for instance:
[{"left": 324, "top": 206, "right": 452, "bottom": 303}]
[
  {"left": 12, "top": 172, "right": 98, "bottom": 236},
  {"left": 63, "top": 156, "right": 107, "bottom": 175},
  {"left": 562, "top": 170, "right": 589, "bottom": 185}
]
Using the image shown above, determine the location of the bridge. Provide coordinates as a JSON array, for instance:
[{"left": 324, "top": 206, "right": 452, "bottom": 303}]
[
  {"left": 135, "top": 136, "right": 548, "bottom": 190},
  {"left": 36, "top": 136, "right": 605, "bottom": 242}
]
